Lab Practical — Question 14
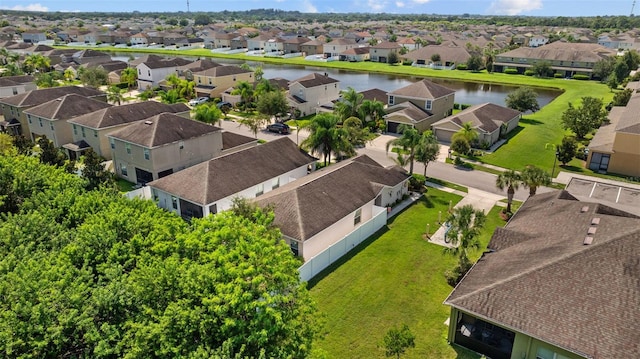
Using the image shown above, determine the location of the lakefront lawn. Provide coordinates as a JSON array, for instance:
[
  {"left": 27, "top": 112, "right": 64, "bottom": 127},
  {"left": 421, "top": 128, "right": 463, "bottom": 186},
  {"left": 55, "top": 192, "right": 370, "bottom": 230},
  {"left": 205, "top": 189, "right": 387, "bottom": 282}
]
[{"left": 308, "top": 188, "right": 505, "bottom": 358}]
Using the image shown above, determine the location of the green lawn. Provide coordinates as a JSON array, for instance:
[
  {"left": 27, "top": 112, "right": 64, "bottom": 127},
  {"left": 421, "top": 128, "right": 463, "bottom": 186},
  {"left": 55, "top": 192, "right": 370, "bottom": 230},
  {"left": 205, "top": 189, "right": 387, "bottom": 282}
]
[
  {"left": 116, "top": 178, "right": 136, "bottom": 192},
  {"left": 308, "top": 189, "right": 505, "bottom": 358}
]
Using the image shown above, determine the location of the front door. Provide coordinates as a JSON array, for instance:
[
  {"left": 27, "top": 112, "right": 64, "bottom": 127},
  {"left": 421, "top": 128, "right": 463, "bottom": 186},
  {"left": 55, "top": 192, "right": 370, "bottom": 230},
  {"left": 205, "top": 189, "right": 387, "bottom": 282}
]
[{"left": 135, "top": 167, "right": 153, "bottom": 184}]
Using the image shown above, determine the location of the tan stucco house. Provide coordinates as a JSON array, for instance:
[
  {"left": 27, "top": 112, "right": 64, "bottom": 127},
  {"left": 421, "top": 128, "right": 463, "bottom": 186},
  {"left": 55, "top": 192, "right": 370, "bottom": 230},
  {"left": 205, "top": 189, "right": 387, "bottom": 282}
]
[
  {"left": 0, "top": 75, "right": 36, "bottom": 99},
  {"left": 193, "top": 65, "right": 254, "bottom": 98},
  {"left": 288, "top": 72, "right": 340, "bottom": 116}
]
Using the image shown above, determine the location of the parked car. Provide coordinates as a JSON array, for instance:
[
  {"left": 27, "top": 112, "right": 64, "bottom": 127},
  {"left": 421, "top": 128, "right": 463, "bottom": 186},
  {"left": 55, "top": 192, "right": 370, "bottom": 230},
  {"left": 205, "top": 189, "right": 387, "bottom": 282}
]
[
  {"left": 266, "top": 122, "right": 290, "bottom": 134},
  {"left": 189, "top": 97, "right": 209, "bottom": 106}
]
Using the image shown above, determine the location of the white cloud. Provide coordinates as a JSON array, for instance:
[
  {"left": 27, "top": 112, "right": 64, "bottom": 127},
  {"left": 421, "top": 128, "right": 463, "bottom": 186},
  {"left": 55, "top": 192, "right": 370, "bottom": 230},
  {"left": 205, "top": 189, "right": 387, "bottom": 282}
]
[
  {"left": 0, "top": 3, "right": 49, "bottom": 11},
  {"left": 411, "top": 0, "right": 431, "bottom": 4},
  {"left": 396, "top": 1, "right": 405, "bottom": 8},
  {"left": 367, "top": 0, "right": 389, "bottom": 12},
  {"left": 301, "top": 0, "right": 318, "bottom": 13},
  {"left": 488, "top": 0, "right": 543, "bottom": 15}
]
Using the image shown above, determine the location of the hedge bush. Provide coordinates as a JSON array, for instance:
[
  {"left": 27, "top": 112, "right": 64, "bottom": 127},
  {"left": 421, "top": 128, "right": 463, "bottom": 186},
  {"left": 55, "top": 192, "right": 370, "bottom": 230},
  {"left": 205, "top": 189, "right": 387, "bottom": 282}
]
[
  {"left": 456, "top": 63, "right": 468, "bottom": 70},
  {"left": 572, "top": 74, "right": 590, "bottom": 80},
  {"left": 554, "top": 73, "right": 564, "bottom": 78},
  {"left": 504, "top": 68, "right": 519, "bottom": 74},
  {"left": 524, "top": 70, "right": 535, "bottom": 76}
]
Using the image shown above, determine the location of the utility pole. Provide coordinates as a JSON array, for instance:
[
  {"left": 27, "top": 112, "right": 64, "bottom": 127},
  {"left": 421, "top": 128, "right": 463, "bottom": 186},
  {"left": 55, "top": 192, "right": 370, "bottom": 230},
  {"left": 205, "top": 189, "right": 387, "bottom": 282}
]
[
  {"left": 632, "top": 0, "right": 636, "bottom": 16},
  {"left": 187, "top": 0, "right": 190, "bottom": 13}
]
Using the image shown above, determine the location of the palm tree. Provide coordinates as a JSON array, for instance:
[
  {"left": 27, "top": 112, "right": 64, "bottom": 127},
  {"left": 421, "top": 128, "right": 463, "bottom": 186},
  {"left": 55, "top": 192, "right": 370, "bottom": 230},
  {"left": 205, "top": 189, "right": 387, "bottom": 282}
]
[
  {"left": 231, "top": 81, "right": 254, "bottom": 111},
  {"left": 385, "top": 124, "right": 422, "bottom": 175},
  {"left": 301, "top": 113, "right": 352, "bottom": 166},
  {"left": 495, "top": 170, "right": 521, "bottom": 213},
  {"left": 414, "top": 131, "right": 440, "bottom": 177},
  {"left": 358, "top": 99, "right": 385, "bottom": 124},
  {"left": 520, "top": 165, "right": 551, "bottom": 196},
  {"left": 452, "top": 121, "right": 478, "bottom": 145},
  {"left": 165, "top": 73, "right": 180, "bottom": 89},
  {"left": 106, "top": 85, "right": 124, "bottom": 105},
  {"left": 193, "top": 103, "right": 222, "bottom": 125},
  {"left": 335, "top": 87, "right": 364, "bottom": 121},
  {"left": 255, "top": 78, "right": 276, "bottom": 99},
  {"left": 120, "top": 67, "right": 137, "bottom": 89},
  {"left": 444, "top": 204, "right": 486, "bottom": 265},
  {"left": 22, "top": 53, "right": 50, "bottom": 74}
]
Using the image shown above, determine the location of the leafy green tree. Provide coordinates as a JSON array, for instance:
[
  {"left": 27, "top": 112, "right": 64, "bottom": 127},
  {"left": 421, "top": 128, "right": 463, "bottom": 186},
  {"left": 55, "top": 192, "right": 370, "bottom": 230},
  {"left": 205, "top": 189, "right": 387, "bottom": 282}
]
[
  {"left": 520, "top": 165, "right": 551, "bottom": 196},
  {"left": 593, "top": 56, "right": 616, "bottom": 82},
  {"left": 532, "top": 60, "right": 552, "bottom": 77},
  {"left": 218, "top": 101, "right": 232, "bottom": 119},
  {"left": 452, "top": 122, "right": 478, "bottom": 146},
  {"left": 194, "top": 14, "right": 211, "bottom": 25},
  {"left": 80, "top": 67, "right": 108, "bottom": 88},
  {"left": 158, "top": 89, "right": 183, "bottom": 104},
  {"left": 81, "top": 148, "right": 115, "bottom": 190},
  {"left": 443, "top": 204, "right": 486, "bottom": 286},
  {"left": 561, "top": 97, "right": 608, "bottom": 139},
  {"left": 450, "top": 136, "right": 471, "bottom": 155},
  {"left": 231, "top": 81, "right": 254, "bottom": 111},
  {"left": 383, "top": 324, "right": 415, "bottom": 358},
  {"left": 120, "top": 67, "right": 137, "bottom": 89},
  {"left": 387, "top": 51, "right": 399, "bottom": 65},
  {"left": 385, "top": 124, "right": 422, "bottom": 175},
  {"left": 430, "top": 53, "right": 441, "bottom": 64},
  {"left": 193, "top": 103, "right": 223, "bottom": 125},
  {"left": 254, "top": 66, "right": 264, "bottom": 82},
  {"left": 179, "top": 18, "right": 189, "bottom": 27},
  {"left": 63, "top": 67, "right": 75, "bottom": 82},
  {"left": 495, "top": 170, "right": 521, "bottom": 213},
  {"left": 37, "top": 135, "right": 67, "bottom": 167},
  {"left": 22, "top": 53, "right": 51, "bottom": 74},
  {"left": 466, "top": 54, "right": 483, "bottom": 71},
  {"left": 343, "top": 116, "right": 369, "bottom": 148},
  {"left": 256, "top": 90, "right": 289, "bottom": 120},
  {"left": 255, "top": 78, "right": 276, "bottom": 98},
  {"left": 335, "top": 87, "right": 364, "bottom": 121},
  {"left": 302, "top": 113, "right": 353, "bottom": 166},
  {"left": 613, "top": 59, "right": 629, "bottom": 83},
  {"left": 35, "top": 72, "right": 60, "bottom": 88},
  {"left": 359, "top": 99, "right": 386, "bottom": 124},
  {"left": 622, "top": 50, "right": 640, "bottom": 73},
  {"left": 557, "top": 136, "right": 577, "bottom": 165},
  {"left": 238, "top": 116, "right": 269, "bottom": 138},
  {"left": 414, "top": 131, "right": 440, "bottom": 177},
  {"left": 12, "top": 135, "right": 33, "bottom": 155},
  {"left": 106, "top": 85, "right": 124, "bottom": 105},
  {"left": 612, "top": 88, "right": 633, "bottom": 106},
  {"left": 505, "top": 87, "right": 540, "bottom": 113}
]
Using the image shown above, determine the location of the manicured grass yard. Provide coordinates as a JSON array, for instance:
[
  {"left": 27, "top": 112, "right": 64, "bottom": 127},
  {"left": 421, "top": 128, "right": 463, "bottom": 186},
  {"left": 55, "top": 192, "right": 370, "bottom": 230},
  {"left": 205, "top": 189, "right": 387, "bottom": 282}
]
[{"left": 308, "top": 189, "right": 506, "bottom": 358}]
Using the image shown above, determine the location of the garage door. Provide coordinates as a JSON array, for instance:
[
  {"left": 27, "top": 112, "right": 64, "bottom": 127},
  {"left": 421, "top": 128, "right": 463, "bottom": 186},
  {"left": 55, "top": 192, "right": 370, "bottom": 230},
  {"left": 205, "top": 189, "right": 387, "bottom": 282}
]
[
  {"left": 435, "top": 129, "right": 454, "bottom": 143},
  {"left": 387, "top": 121, "right": 401, "bottom": 134}
]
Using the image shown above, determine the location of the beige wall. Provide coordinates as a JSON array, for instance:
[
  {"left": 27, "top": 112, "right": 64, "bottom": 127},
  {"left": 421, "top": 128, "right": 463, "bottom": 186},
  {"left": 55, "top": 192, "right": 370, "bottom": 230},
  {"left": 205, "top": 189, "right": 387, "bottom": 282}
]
[
  {"left": 0, "top": 83, "right": 37, "bottom": 98},
  {"left": 289, "top": 81, "right": 341, "bottom": 116},
  {"left": 609, "top": 133, "right": 640, "bottom": 176},
  {"left": 194, "top": 71, "right": 254, "bottom": 98},
  {"left": 27, "top": 115, "right": 74, "bottom": 147}
]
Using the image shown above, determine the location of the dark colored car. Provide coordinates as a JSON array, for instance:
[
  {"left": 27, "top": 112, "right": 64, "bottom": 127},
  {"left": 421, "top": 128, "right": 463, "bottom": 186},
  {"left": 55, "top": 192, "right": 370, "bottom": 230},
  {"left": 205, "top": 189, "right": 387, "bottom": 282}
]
[{"left": 266, "top": 122, "right": 290, "bottom": 134}]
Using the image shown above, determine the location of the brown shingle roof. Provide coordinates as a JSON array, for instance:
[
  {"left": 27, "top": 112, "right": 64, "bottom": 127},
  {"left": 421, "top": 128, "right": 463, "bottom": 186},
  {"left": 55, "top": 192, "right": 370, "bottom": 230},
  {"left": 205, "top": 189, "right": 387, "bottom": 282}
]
[
  {"left": 0, "top": 86, "right": 104, "bottom": 108},
  {"left": 432, "top": 103, "right": 521, "bottom": 134},
  {"left": 445, "top": 190, "right": 640, "bottom": 359},
  {"left": 23, "top": 94, "right": 112, "bottom": 120},
  {"left": 68, "top": 101, "right": 189, "bottom": 129},
  {"left": 221, "top": 131, "right": 257, "bottom": 150},
  {"left": 107, "top": 112, "right": 220, "bottom": 147},
  {"left": 0, "top": 75, "right": 34, "bottom": 87},
  {"left": 148, "top": 137, "right": 315, "bottom": 205},
  {"left": 384, "top": 101, "right": 432, "bottom": 123},
  {"left": 359, "top": 88, "right": 388, "bottom": 103},
  {"left": 388, "top": 79, "right": 455, "bottom": 99},
  {"left": 291, "top": 72, "right": 339, "bottom": 88},
  {"left": 193, "top": 65, "right": 252, "bottom": 77},
  {"left": 255, "top": 155, "right": 409, "bottom": 241},
  {"left": 497, "top": 42, "right": 615, "bottom": 63},
  {"left": 615, "top": 92, "right": 640, "bottom": 134},
  {"left": 142, "top": 57, "right": 192, "bottom": 69}
]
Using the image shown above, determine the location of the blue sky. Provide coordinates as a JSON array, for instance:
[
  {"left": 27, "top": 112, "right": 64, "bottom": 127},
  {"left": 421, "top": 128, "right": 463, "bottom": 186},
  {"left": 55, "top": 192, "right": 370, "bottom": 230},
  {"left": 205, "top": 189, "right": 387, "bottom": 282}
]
[{"left": 0, "top": 0, "right": 634, "bottom": 16}]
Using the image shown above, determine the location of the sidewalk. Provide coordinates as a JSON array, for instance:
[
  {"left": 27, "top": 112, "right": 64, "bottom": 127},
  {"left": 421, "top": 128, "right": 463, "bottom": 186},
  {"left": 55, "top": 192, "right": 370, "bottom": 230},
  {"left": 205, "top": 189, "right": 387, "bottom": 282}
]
[
  {"left": 387, "top": 191, "right": 423, "bottom": 218},
  {"left": 424, "top": 182, "right": 505, "bottom": 248}
]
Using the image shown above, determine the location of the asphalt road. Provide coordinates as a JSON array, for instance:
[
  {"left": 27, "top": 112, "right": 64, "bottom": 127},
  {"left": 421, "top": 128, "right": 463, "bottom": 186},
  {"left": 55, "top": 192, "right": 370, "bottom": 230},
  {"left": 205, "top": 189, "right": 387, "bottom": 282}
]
[{"left": 217, "top": 118, "right": 550, "bottom": 202}]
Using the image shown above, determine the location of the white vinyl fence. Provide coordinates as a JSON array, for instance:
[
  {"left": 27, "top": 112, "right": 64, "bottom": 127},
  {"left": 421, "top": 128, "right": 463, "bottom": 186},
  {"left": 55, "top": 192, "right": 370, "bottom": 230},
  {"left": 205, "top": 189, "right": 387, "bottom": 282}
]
[{"left": 298, "top": 206, "right": 387, "bottom": 282}]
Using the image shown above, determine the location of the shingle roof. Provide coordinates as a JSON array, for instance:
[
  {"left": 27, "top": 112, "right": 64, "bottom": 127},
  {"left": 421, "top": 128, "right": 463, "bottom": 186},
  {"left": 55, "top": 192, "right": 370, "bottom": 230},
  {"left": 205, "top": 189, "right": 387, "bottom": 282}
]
[
  {"left": 0, "top": 75, "right": 34, "bottom": 87},
  {"left": 141, "top": 57, "right": 192, "bottom": 69},
  {"left": 23, "top": 94, "right": 112, "bottom": 120},
  {"left": 0, "top": 86, "right": 104, "bottom": 108},
  {"left": 192, "top": 65, "right": 252, "bottom": 77},
  {"left": 445, "top": 190, "right": 640, "bottom": 359},
  {"left": 372, "top": 41, "right": 402, "bottom": 49},
  {"left": 68, "top": 101, "right": 189, "bottom": 129},
  {"left": 148, "top": 137, "right": 316, "bottom": 205},
  {"left": 402, "top": 45, "right": 471, "bottom": 64},
  {"left": 432, "top": 103, "right": 521, "bottom": 134},
  {"left": 255, "top": 155, "right": 409, "bottom": 241},
  {"left": 107, "top": 112, "right": 220, "bottom": 148},
  {"left": 291, "top": 72, "right": 339, "bottom": 88},
  {"left": 497, "top": 42, "right": 615, "bottom": 63},
  {"left": 359, "top": 88, "right": 388, "bottom": 103},
  {"left": 341, "top": 46, "right": 371, "bottom": 55},
  {"left": 615, "top": 92, "right": 640, "bottom": 134},
  {"left": 384, "top": 101, "right": 432, "bottom": 123},
  {"left": 221, "top": 131, "right": 257, "bottom": 150},
  {"left": 388, "top": 79, "right": 455, "bottom": 99}
]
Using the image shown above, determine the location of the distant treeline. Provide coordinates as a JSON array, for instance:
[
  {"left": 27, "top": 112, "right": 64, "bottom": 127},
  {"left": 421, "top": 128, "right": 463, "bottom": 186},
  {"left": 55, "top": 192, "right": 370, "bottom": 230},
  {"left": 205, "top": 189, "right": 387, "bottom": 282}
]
[{"left": 2, "top": 8, "right": 639, "bottom": 31}]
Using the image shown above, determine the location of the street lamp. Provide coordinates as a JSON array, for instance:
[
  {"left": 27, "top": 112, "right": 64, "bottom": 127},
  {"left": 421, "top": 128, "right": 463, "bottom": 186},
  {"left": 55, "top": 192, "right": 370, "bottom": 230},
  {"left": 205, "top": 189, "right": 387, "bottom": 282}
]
[{"left": 551, "top": 148, "right": 559, "bottom": 178}]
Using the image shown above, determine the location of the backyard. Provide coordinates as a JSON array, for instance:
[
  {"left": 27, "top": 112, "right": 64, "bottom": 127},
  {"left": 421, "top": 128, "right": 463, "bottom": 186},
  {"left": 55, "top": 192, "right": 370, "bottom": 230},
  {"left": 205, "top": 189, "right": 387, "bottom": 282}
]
[{"left": 308, "top": 188, "right": 505, "bottom": 358}]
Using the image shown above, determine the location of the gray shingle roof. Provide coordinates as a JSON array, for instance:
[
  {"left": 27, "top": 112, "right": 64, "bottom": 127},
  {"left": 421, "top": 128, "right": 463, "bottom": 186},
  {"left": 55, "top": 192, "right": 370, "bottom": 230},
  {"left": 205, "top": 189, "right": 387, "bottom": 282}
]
[
  {"left": 23, "top": 94, "right": 112, "bottom": 120},
  {"left": 432, "top": 103, "right": 521, "bottom": 133},
  {"left": 192, "top": 65, "right": 253, "bottom": 77},
  {"left": 107, "top": 112, "right": 220, "bottom": 147},
  {"left": 445, "top": 190, "right": 640, "bottom": 359},
  {"left": 291, "top": 72, "right": 339, "bottom": 88},
  {"left": 255, "top": 155, "right": 409, "bottom": 241},
  {"left": 68, "top": 101, "right": 189, "bottom": 129},
  {"left": 388, "top": 79, "right": 455, "bottom": 99},
  {"left": 148, "top": 137, "right": 316, "bottom": 205},
  {"left": 0, "top": 75, "right": 34, "bottom": 87},
  {"left": 0, "top": 86, "right": 104, "bottom": 108}
]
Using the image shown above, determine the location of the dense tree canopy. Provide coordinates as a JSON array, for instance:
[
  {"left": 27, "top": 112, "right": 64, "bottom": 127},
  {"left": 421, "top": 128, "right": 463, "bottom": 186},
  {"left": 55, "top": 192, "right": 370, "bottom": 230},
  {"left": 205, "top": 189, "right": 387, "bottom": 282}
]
[
  {"left": 505, "top": 87, "right": 540, "bottom": 113},
  {"left": 0, "top": 153, "right": 319, "bottom": 358},
  {"left": 561, "top": 97, "right": 608, "bottom": 139}
]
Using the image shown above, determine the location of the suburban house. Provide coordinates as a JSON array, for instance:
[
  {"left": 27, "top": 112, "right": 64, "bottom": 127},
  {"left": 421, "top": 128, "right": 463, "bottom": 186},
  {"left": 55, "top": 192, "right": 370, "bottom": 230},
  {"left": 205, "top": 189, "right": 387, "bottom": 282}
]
[
  {"left": 136, "top": 57, "right": 192, "bottom": 90},
  {"left": 0, "top": 86, "right": 105, "bottom": 136},
  {"left": 264, "top": 37, "right": 285, "bottom": 53},
  {"left": 21, "top": 30, "right": 46, "bottom": 43},
  {"left": 288, "top": 72, "right": 340, "bottom": 116},
  {"left": 255, "top": 155, "right": 410, "bottom": 263},
  {"left": 129, "top": 32, "right": 149, "bottom": 46},
  {"left": 0, "top": 75, "right": 36, "bottom": 98},
  {"left": 65, "top": 101, "right": 190, "bottom": 160},
  {"left": 192, "top": 65, "right": 254, "bottom": 98},
  {"left": 402, "top": 44, "right": 471, "bottom": 69},
  {"left": 246, "top": 33, "right": 270, "bottom": 51},
  {"left": 369, "top": 41, "right": 402, "bottom": 63},
  {"left": 323, "top": 38, "right": 358, "bottom": 58},
  {"left": 108, "top": 113, "right": 223, "bottom": 184},
  {"left": 340, "top": 46, "right": 371, "bottom": 62},
  {"left": 205, "top": 31, "right": 236, "bottom": 49},
  {"left": 528, "top": 35, "right": 549, "bottom": 47},
  {"left": 431, "top": 103, "right": 521, "bottom": 147},
  {"left": 23, "top": 94, "right": 112, "bottom": 147},
  {"left": 384, "top": 79, "right": 455, "bottom": 133},
  {"left": 175, "top": 59, "right": 222, "bottom": 80},
  {"left": 398, "top": 37, "right": 419, "bottom": 51},
  {"left": 300, "top": 39, "right": 324, "bottom": 56},
  {"left": 68, "top": 49, "right": 112, "bottom": 64},
  {"left": 587, "top": 90, "right": 640, "bottom": 177},
  {"left": 493, "top": 42, "right": 616, "bottom": 78},
  {"left": 148, "top": 137, "right": 314, "bottom": 219},
  {"left": 445, "top": 190, "right": 640, "bottom": 359},
  {"left": 284, "top": 37, "right": 309, "bottom": 54}
]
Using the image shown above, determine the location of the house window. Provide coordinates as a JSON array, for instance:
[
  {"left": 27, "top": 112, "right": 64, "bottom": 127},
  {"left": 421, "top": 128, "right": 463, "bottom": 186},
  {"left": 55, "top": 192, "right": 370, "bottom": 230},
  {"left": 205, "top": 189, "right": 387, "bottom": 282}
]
[
  {"left": 208, "top": 78, "right": 212, "bottom": 85},
  {"left": 425, "top": 100, "right": 432, "bottom": 110},
  {"left": 138, "top": 69, "right": 141, "bottom": 75},
  {"left": 272, "top": 177, "right": 279, "bottom": 190},
  {"left": 233, "top": 76, "right": 236, "bottom": 81},
  {"left": 147, "top": 70, "right": 150, "bottom": 76},
  {"left": 179, "top": 141, "right": 184, "bottom": 149},
  {"left": 93, "top": 130, "right": 98, "bottom": 138},
  {"left": 198, "top": 78, "right": 201, "bottom": 84},
  {"left": 290, "top": 240, "right": 299, "bottom": 256},
  {"left": 256, "top": 183, "right": 264, "bottom": 196},
  {"left": 588, "top": 152, "right": 610, "bottom": 172},
  {"left": 125, "top": 143, "right": 131, "bottom": 154},
  {"left": 50, "top": 122, "right": 54, "bottom": 131},
  {"left": 152, "top": 188, "right": 158, "bottom": 201},
  {"left": 209, "top": 203, "right": 217, "bottom": 215},
  {"left": 28, "top": 115, "right": 32, "bottom": 124},
  {"left": 171, "top": 196, "right": 178, "bottom": 210},
  {"left": 73, "top": 124, "right": 77, "bottom": 135},
  {"left": 81, "top": 127, "right": 86, "bottom": 138},
  {"left": 109, "top": 138, "right": 115, "bottom": 149},
  {"left": 389, "top": 95, "right": 394, "bottom": 105},
  {"left": 39, "top": 118, "right": 43, "bottom": 127},
  {"left": 12, "top": 87, "right": 17, "bottom": 95},
  {"left": 354, "top": 208, "right": 362, "bottom": 225},
  {"left": 120, "top": 164, "right": 128, "bottom": 176},
  {"left": 143, "top": 148, "right": 150, "bottom": 160}
]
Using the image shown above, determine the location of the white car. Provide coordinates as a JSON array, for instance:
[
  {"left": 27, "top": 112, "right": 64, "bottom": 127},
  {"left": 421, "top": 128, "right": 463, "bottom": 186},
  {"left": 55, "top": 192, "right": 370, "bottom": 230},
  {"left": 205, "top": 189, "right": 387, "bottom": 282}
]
[{"left": 189, "top": 97, "right": 209, "bottom": 106}]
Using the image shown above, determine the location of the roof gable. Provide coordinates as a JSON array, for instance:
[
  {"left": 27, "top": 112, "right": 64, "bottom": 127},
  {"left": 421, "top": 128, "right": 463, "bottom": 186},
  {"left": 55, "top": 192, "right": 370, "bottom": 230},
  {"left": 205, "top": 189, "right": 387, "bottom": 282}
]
[
  {"left": 68, "top": 101, "right": 189, "bottom": 129},
  {"left": 388, "top": 79, "right": 455, "bottom": 100},
  {"left": 23, "top": 94, "right": 112, "bottom": 120}
]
